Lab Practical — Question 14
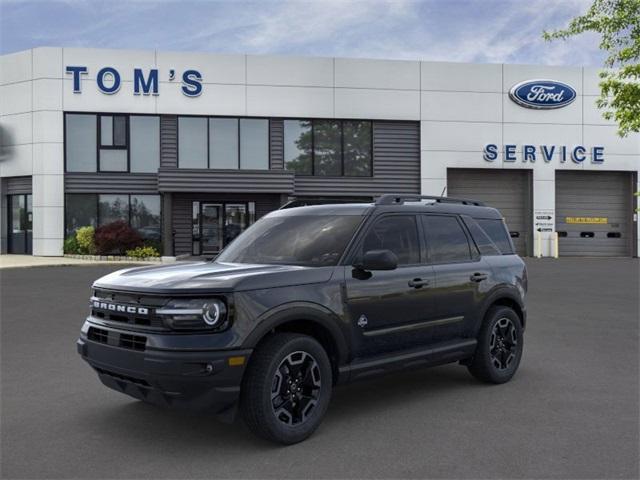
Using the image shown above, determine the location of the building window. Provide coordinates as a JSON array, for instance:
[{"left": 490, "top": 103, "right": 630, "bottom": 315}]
[
  {"left": 283, "top": 120, "right": 312, "bottom": 174},
  {"left": 65, "top": 114, "right": 97, "bottom": 172},
  {"left": 130, "top": 116, "right": 160, "bottom": 173},
  {"left": 284, "top": 119, "right": 372, "bottom": 177},
  {"left": 178, "top": 117, "right": 208, "bottom": 168},
  {"left": 240, "top": 119, "right": 269, "bottom": 170},
  {"left": 65, "top": 113, "right": 159, "bottom": 173},
  {"left": 178, "top": 116, "right": 269, "bottom": 170},
  {"left": 209, "top": 118, "right": 238, "bottom": 169},
  {"left": 65, "top": 193, "right": 162, "bottom": 248}
]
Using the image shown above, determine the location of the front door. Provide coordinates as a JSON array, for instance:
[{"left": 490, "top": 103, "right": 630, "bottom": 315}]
[
  {"left": 8, "top": 194, "right": 32, "bottom": 254},
  {"left": 344, "top": 214, "right": 437, "bottom": 357},
  {"left": 201, "top": 203, "right": 223, "bottom": 256}
]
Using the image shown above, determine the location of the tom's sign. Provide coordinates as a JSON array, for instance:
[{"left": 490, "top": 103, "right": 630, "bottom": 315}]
[
  {"left": 65, "top": 66, "right": 203, "bottom": 97},
  {"left": 509, "top": 79, "right": 577, "bottom": 109}
]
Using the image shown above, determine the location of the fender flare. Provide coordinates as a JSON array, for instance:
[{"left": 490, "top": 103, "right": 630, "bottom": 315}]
[
  {"left": 242, "top": 302, "right": 351, "bottom": 365},
  {"left": 475, "top": 287, "right": 526, "bottom": 334}
]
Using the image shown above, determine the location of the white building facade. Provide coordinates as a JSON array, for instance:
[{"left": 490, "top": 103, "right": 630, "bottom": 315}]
[{"left": 1, "top": 47, "right": 638, "bottom": 257}]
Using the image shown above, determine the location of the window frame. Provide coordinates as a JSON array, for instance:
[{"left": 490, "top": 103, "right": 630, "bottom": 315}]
[
  {"left": 177, "top": 115, "right": 272, "bottom": 170},
  {"left": 97, "top": 114, "right": 129, "bottom": 172},
  {"left": 64, "top": 112, "right": 160, "bottom": 174},
  {"left": 284, "top": 118, "right": 374, "bottom": 177},
  {"left": 421, "top": 213, "right": 479, "bottom": 265}
]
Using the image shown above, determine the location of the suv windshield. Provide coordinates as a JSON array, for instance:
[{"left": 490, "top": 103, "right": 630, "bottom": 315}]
[{"left": 216, "top": 214, "right": 363, "bottom": 267}]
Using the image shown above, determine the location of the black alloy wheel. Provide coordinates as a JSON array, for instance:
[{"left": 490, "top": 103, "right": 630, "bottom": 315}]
[{"left": 489, "top": 317, "right": 518, "bottom": 370}]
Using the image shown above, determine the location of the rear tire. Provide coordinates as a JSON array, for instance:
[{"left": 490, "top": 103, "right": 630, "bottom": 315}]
[
  {"left": 467, "top": 306, "right": 523, "bottom": 384},
  {"left": 240, "top": 333, "right": 332, "bottom": 444}
]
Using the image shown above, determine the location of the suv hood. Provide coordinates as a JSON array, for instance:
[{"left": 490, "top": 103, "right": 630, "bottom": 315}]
[{"left": 93, "top": 261, "right": 334, "bottom": 294}]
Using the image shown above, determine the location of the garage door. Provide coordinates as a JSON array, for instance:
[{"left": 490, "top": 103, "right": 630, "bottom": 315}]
[
  {"left": 447, "top": 169, "right": 531, "bottom": 256},
  {"left": 556, "top": 171, "right": 633, "bottom": 257}
]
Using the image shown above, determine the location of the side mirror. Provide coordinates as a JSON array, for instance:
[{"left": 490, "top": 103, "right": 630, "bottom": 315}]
[{"left": 356, "top": 249, "right": 398, "bottom": 271}]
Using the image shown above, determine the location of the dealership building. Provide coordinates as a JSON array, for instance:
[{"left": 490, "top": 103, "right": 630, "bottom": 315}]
[{"left": 1, "top": 47, "right": 638, "bottom": 258}]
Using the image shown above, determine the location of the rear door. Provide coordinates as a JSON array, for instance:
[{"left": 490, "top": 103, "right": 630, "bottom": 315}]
[
  {"left": 421, "top": 214, "right": 492, "bottom": 339},
  {"left": 343, "top": 214, "right": 437, "bottom": 357}
]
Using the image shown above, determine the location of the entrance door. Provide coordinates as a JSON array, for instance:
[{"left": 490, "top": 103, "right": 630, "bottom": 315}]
[
  {"left": 201, "top": 203, "right": 223, "bottom": 255},
  {"left": 8, "top": 194, "right": 32, "bottom": 254}
]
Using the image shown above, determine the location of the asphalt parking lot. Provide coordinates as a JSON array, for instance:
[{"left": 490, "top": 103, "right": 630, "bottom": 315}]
[{"left": 1, "top": 258, "right": 638, "bottom": 479}]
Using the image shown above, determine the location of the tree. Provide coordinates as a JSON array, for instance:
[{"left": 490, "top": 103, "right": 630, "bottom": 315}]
[{"left": 543, "top": 0, "right": 640, "bottom": 137}]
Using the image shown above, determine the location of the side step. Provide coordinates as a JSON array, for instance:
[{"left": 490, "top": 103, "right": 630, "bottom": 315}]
[{"left": 337, "top": 338, "right": 477, "bottom": 384}]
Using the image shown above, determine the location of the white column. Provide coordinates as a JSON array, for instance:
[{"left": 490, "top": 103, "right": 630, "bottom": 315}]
[{"left": 532, "top": 167, "right": 556, "bottom": 257}]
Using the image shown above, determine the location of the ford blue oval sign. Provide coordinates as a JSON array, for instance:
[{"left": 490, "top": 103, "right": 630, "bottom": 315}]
[{"left": 509, "top": 79, "right": 577, "bottom": 109}]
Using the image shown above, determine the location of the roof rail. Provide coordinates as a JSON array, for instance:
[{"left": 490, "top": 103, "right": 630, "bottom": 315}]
[{"left": 375, "top": 194, "right": 485, "bottom": 207}]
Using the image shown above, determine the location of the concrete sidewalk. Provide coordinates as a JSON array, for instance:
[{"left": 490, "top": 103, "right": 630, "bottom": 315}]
[{"left": 0, "top": 254, "right": 154, "bottom": 269}]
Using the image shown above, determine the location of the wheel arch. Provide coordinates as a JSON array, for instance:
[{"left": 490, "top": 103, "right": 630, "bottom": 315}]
[{"left": 477, "top": 289, "right": 526, "bottom": 335}]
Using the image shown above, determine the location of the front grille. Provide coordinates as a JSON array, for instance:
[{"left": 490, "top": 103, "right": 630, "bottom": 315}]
[
  {"left": 90, "top": 289, "right": 168, "bottom": 330},
  {"left": 95, "top": 367, "right": 150, "bottom": 387},
  {"left": 87, "top": 326, "right": 147, "bottom": 351}
]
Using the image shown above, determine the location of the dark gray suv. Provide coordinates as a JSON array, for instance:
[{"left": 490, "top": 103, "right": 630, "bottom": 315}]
[{"left": 78, "top": 194, "right": 527, "bottom": 444}]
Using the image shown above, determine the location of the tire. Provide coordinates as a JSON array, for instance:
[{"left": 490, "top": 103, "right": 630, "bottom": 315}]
[
  {"left": 467, "top": 306, "right": 524, "bottom": 384},
  {"left": 240, "top": 333, "right": 333, "bottom": 444}
]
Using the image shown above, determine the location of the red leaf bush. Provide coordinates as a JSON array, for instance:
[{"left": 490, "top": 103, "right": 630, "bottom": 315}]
[{"left": 94, "top": 220, "right": 143, "bottom": 255}]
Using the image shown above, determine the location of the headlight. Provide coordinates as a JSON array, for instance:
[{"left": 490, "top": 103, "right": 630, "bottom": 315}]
[{"left": 156, "top": 298, "right": 228, "bottom": 331}]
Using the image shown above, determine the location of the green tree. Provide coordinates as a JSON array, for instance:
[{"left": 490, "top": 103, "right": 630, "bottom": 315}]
[{"left": 543, "top": 0, "right": 640, "bottom": 137}]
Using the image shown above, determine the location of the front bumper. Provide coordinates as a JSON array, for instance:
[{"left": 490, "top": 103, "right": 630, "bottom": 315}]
[{"left": 77, "top": 321, "right": 251, "bottom": 416}]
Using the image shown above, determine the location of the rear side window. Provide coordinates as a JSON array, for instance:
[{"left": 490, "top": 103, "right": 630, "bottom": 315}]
[
  {"left": 422, "top": 215, "right": 472, "bottom": 263},
  {"left": 361, "top": 215, "right": 420, "bottom": 265},
  {"left": 477, "top": 218, "right": 515, "bottom": 254},
  {"left": 462, "top": 217, "right": 501, "bottom": 256}
]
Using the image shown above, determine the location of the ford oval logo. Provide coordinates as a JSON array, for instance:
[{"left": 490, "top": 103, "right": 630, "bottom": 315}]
[{"left": 509, "top": 79, "right": 577, "bottom": 109}]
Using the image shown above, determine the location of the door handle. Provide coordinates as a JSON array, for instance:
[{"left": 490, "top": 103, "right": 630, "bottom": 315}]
[
  {"left": 408, "top": 278, "right": 430, "bottom": 288},
  {"left": 470, "top": 272, "right": 488, "bottom": 282}
]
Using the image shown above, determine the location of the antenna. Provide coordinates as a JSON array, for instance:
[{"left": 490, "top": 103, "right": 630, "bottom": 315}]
[{"left": 440, "top": 185, "right": 447, "bottom": 197}]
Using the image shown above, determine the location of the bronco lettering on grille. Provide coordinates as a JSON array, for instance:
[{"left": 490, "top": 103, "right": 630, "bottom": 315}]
[{"left": 92, "top": 300, "right": 149, "bottom": 315}]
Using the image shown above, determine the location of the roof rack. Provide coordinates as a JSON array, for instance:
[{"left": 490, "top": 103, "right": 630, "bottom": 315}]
[{"left": 375, "top": 194, "right": 485, "bottom": 207}]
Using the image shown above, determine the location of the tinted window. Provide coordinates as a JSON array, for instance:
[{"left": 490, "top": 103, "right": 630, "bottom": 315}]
[
  {"left": 361, "top": 216, "right": 420, "bottom": 265},
  {"left": 65, "top": 114, "right": 96, "bottom": 172},
  {"left": 98, "top": 195, "right": 129, "bottom": 226},
  {"left": 423, "top": 215, "right": 472, "bottom": 263},
  {"left": 210, "top": 118, "right": 239, "bottom": 169},
  {"left": 463, "top": 217, "right": 501, "bottom": 256},
  {"left": 313, "top": 121, "right": 341, "bottom": 176},
  {"left": 178, "top": 117, "right": 207, "bottom": 168},
  {"left": 343, "top": 121, "right": 371, "bottom": 176},
  {"left": 99, "top": 149, "right": 127, "bottom": 171},
  {"left": 240, "top": 119, "right": 268, "bottom": 169},
  {"left": 217, "top": 215, "right": 362, "bottom": 267},
  {"left": 130, "top": 116, "right": 160, "bottom": 173},
  {"left": 284, "top": 120, "right": 312, "bottom": 174},
  {"left": 131, "top": 195, "right": 161, "bottom": 243},
  {"left": 477, "top": 219, "right": 514, "bottom": 254}
]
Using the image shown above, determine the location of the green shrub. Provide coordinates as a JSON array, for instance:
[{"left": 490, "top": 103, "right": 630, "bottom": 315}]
[
  {"left": 75, "top": 226, "right": 96, "bottom": 255},
  {"left": 63, "top": 236, "right": 79, "bottom": 254},
  {"left": 125, "top": 245, "right": 160, "bottom": 258}
]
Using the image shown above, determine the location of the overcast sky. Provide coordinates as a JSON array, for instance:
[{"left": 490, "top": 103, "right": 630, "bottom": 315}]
[{"left": 0, "top": 0, "right": 604, "bottom": 66}]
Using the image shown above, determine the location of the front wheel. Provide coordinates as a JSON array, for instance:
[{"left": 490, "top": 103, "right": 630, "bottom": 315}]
[
  {"left": 240, "top": 333, "right": 332, "bottom": 444},
  {"left": 467, "top": 306, "right": 523, "bottom": 384}
]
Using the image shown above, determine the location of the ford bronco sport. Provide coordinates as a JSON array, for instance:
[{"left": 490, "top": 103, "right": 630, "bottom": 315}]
[{"left": 77, "top": 194, "right": 527, "bottom": 444}]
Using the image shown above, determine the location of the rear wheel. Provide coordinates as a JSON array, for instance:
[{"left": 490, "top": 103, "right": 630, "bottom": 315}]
[
  {"left": 240, "top": 333, "right": 332, "bottom": 444},
  {"left": 467, "top": 306, "right": 523, "bottom": 384}
]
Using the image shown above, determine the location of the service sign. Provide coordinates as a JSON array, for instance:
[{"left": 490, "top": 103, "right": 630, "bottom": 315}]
[
  {"left": 535, "top": 210, "right": 555, "bottom": 233},
  {"left": 509, "top": 79, "right": 577, "bottom": 109}
]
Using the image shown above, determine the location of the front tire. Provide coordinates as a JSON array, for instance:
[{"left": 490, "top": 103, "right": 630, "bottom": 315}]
[
  {"left": 240, "top": 333, "right": 332, "bottom": 444},
  {"left": 467, "top": 306, "right": 523, "bottom": 384}
]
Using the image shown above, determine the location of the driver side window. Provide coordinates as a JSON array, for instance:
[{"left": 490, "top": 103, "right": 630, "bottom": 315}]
[{"left": 361, "top": 215, "right": 420, "bottom": 265}]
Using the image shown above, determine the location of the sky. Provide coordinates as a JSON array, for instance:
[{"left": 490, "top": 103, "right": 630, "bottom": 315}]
[{"left": 0, "top": 0, "right": 605, "bottom": 66}]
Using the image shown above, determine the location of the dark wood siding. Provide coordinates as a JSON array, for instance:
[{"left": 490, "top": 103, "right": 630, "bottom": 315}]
[
  {"left": 270, "top": 119, "right": 284, "bottom": 170},
  {"left": 171, "top": 193, "right": 282, "bottom": 256},
  {"left": 158, "top": 168, "right": 294, "bottom": 194},
  {"left": 160, "top": 115, "right": 178, "bottom": 169},
  {"left": 293, "top": 121, "right": 420, "bottom": 197},
  {"left": 65, "top": 173, "right": 158, "bottom": 193},
  {"left": 5, "top": 176, "right": 32, "bottom": 195}
]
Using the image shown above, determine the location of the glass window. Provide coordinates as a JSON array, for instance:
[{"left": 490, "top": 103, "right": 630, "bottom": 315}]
[
  {"left": 343, "top": 121, "right": 371, "bottom": 176},
  {"left": 477, "top": 219, "right": 515, "bottom": 254},
  {"left": 224, "top": 204, "right": 247, "bottom": 246},
  {"left": 113, "top": 116, "right": 127, "bottom": 146},
  {"left": 98, "top": 195, "right": 129, "bottom": 226},
  {"left": 240, "top": 119, "right": 268, "bottom": 170},
  {"left": 11, "top": 195, "right": 24, "bottom": 233},
  {"left": 423, "top": 215, "right": 472, "bottom": 263},
  {"left": 131, "top": 195, "right": 161, "bottom": 243},
  {"left": 192, "top": 201, "right": 201, "bottom": 256},
  {"left": 284, "top": 120, "right": 312, "bottom": 174},
  {"left": 463, "top": 217, "right": 500, "bottom": 256},
  {"left": 100, "top": 116, "right": 113, "bottom": 146},
  {"left": 65, "top": 114, "right": 97, "bottom": 172},
  {"left": 130, "top": 116, "right": 160, "bottom": 173},
  {"left": 178, "top": 117, "right": 208, "bottom": 168},
  {"left": 361, "top": 215, "right": 420, "bottom": 265},
  {"left": 313, "top": 121, "right": 341, "bottom": 176},
  {"left": 210, "top": 118, "right": 239, "bottom": 169},
  {"left": 99, "top": 149, "right": 127, "bottom": 171},
  {"left": 217, "top": 214, "right": 363, "bottom": 267},
  {"left": 65, "top": 194, "right": 97, "bottom": 236}
]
